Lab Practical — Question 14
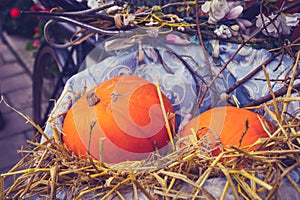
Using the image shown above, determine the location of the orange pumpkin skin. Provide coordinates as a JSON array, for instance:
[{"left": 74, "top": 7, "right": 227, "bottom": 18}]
[
  {"left": 62, "top": 93, "right": 100, "bottom": 158},
  {"left": 180, "top": 106, "right": 275, "bottom": 155},
  {"left": 62, "top": 76, "right": 175, "bottom": 163}
]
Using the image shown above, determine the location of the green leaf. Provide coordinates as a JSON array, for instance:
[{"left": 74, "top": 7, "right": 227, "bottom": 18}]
[{"left": 25, "top": 40, "right": 34, "bottom": 51}]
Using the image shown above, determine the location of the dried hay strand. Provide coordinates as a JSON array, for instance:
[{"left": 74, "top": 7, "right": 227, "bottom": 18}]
[
  {"left": 1, "top": 93, "right": 299, "bottom": 199},
  {"left": 1, "top": 53, "right": 300, "bottom": 199}
]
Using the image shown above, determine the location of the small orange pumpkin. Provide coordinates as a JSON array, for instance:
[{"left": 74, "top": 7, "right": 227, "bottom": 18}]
[
  {"left": 180, "top": 106, "right": 275, "bottom": 155},
  {"left": 62, "top": 75, "right": 175, "bottom": 163}
]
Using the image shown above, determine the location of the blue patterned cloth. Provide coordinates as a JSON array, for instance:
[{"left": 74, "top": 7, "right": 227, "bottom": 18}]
[
  {"left": 40, "top": 30, "right": 299, "bottom": 199},
  {"left": 44, "top": 30, "right": 299, "bottom": 138}
]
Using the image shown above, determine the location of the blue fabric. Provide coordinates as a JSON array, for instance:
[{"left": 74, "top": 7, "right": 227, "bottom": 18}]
[
  {"left": 39, "top": 30, "right": 300, "bottom": 199},
  {"left": 43, "top": 30, "right": 299, "bottom": 140},
  {"left": 219, "top": 42, "right": 296, "bottom": 100}
]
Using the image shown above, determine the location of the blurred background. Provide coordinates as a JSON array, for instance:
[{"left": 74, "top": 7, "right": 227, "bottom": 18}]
[{"left": 0, "top": 0, "right": 39, "bottom": 187}]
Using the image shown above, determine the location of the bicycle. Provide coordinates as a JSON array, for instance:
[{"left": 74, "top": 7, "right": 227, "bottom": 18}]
[
  {"left": 30, "top": 0, "right": 300, "bottom": 127},
  {"left": 30, "top": 0, "right": 199, "bottom": 126},
  {"left": 31, "top": 0, "right": 114, "bottom": 125}
]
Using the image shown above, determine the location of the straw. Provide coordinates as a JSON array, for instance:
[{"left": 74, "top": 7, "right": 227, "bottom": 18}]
[
  {"left": 0, "top": 176, "right": 4, "bottom": 200},
  {"left": 281, "top": 51, "right": 300, "bottom": 122},
  {"left": 218, "top": 163, "right": 240, "bottom": 200},
  {"left": 155, "top": 80, "right": 175, "bottom": 151},
  {"left": 1, "top": 46, "right": 300, "bottom": 200}
]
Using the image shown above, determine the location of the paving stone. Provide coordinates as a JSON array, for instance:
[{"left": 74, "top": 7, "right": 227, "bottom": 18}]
[
  {"left": 0, "top": 44, "right": 17, "bottom": 63},
  {"left": 0, "top": 40, "right": 8, "bottom": 48},
  {"left": 0, "top": 106, "right": 33, "bottom": 138},
  {"left": 4, "top": 86, "right": 32, "bottom": 111},
  {"left": 0, "top": 73, "right": 32, "bottom": 93},
  {"left": 24, "top": 128, "right": 37, "bottom": 141},
  {"left": 0, "top": 54, "right": 5, "bottom": 65},
  {"left": 0, "top": 97, "right": 13, "bottom": 114},
  {"left": 0, "top": 132, "right": 27, "bottom": 172},
  {"left": 3, "top": 33, "right": 35, "bottom": 74},
  {"left": 0, "top": 62, "right": 24, "bottom": 79},
  {"left": 0, "top": 33, "right": 36, "bottom": 190},
  {"left": 0, "top": 42, "right": 6, "bottom": 49}
]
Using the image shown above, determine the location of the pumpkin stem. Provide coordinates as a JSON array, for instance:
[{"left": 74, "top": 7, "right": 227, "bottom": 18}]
[{"left": 86, "top": 92, "right": 101, "bottom": 106}]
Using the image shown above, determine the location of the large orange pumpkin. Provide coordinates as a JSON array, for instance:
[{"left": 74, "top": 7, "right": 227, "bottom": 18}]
[
  {"left": 180, "top": 106, "right": 275, "bottom": 155},
  {"left": 62, "top": 75, "right": 175, "bottom": 163}
]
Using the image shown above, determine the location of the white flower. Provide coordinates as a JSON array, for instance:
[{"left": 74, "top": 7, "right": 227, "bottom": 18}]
[
  {"left": 256, "top": 13, "right": 280, "bottom": 37},
  {"left": 202, "top": 0, "right": 230, "bottom": 24},
  {"left": 106, "top": 5, "right": 123, "bottom": 14},
  {"left": 256, "top": 13, "right": 300, "bottom": 37},
  {"left": 87, "top": 0, "right": 100, "bottom": 9},
  {"left": 214, "top": 24, "right": 232, "bottom": 39},
  {"left": 227, "top": 1, "right": 243, "bottom": 8},
  {"left": 284, "top": 13, "right": 300, "bottom": 27},
  {"left": 201, "top": 0, "right": 246, "bottom": 25}
]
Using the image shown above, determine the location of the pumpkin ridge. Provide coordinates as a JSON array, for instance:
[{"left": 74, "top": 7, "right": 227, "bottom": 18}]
[
  {"left": 63, "top": 75, "right": 176, "bottom": 163},
  {"left": 180, "top": 106, "right": 275, "bottom": 155}
]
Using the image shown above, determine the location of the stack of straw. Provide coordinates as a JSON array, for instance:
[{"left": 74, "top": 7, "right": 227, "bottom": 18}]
[{"left": 1, "top": 93, "right": 299, "bottom": 199}]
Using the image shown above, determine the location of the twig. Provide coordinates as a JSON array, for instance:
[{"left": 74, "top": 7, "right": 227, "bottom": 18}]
[
  {"left": 194, "top": 0, "right": 216, "bottom": 111},
  {"left": 243, "top": 82, "right": 300, "bottom": 107},
  {"left": 224, "top": 1, "right": 300, "bottom": 98},
  {"left": 225, "top": 51, "right": 281, "bottom": 95}
]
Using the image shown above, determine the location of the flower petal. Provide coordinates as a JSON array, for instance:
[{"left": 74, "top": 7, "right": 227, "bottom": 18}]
[
  {"left": 201, "top": 1, "right": 210, "bottom": 13},
  {"left": 236, "top": 19, "right": 246, "bottom": 30},
  {"left": 226, "top": 5, "right": 243, "bottom": 20},
  {"left": 284, "top": 14, "right": 300, "bottom": 27},
  {"left": 166, "top": 34, "right": 190, "bottom": 45},
  {"left": 236, "top": 18, "right": 252, "bottom": 30}
]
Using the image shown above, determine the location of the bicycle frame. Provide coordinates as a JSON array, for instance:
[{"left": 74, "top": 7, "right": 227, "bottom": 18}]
[
  {"left": 32, "top": 0, "right": 100, "bottom": 124},
  {"left": 32, "top": 0, "right": 137, "bottom": 124},
  {"left": 31, "top": 0, "right": 300, "bottom": 125}
]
